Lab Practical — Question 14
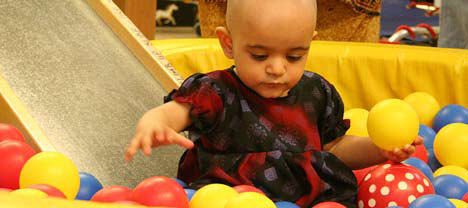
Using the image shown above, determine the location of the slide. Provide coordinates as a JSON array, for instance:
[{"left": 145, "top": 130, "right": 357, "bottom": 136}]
[{"left": 0, "top": 0, "right": 183, "bottom": 189}]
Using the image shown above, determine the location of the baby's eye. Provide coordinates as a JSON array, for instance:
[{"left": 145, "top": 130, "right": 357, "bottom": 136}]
[
  {"left": 251, "top": 54, "right": 268, "bottom": 61},
  {"left": 287, "top": 55, "right": 303, "bottom": 62}
]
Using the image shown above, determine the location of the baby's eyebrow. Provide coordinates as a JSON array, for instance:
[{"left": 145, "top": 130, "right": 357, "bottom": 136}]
[
  {"left": 246, "top": 45, "right": 309, "bottom": 52},
  {"left": 290, "top": 46, "right": 309, "bottom": 51},
  {"left": 246, "top": 44, "right": 268, "bottom": 49}
]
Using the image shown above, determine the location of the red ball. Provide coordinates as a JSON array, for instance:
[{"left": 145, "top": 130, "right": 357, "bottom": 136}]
[
  {"left": 462, "top": 192, "right": 468, "bottom": 203},
  {"left": 0, "top": 123, "right": 26, "bottom": 143},
  {"left": 412, "top": 144, "right": 428, "bottom": 163},
  {"left": 0, "top": 140, "right": 36, "bottom": 189},
  {"left": 114, "top": 200, "right": 141, "bottom": 205},
  {"left": 357, "top": 162, "right": 434, "bottom": 208},
  {"left": 0, "top": 188, "right": 12, "bottom": 192},
  {"left": 353, "top": 165, "right": 378, "bottom": 186},
  {"left": 90, "top": 186, "right": 132, "bottom": 203},
  {"left": 28, "top": 184, "right": 66, "bottom": 199},
  {"left": 131, "top": 176, "right": 189, "bottom": 208},
  {"left": 233, "top": 185, "right": 265, "bottom": 195},
  {"left": 312, "top": 202, "right": 346, "bottom": 208}
]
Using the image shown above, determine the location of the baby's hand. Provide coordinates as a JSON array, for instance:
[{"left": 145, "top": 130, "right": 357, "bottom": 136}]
[
  {"left": 124, "top": 123, "right": 194, "bottom": 161},
  {"left": 380, "top": 136, "right": 423, "bottom": 163}
]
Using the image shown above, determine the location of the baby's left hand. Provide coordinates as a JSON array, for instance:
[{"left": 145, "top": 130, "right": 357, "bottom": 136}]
[{"left": 380, "top": 136, "right": 424, "bottom": 163}]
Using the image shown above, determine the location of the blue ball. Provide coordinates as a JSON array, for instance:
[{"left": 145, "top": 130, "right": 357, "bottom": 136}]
[
  {"left": 408, "top": 194, "right": 455, "bottom": 208},
  {"left": 275, "top": 201, "right": 300, "bottom": 208},
  {"left": 427, "top": 148, "right": 442, "bottom": 172},
  {"left": 387, "top": 207, "right": 403, "bottom": 208},
  {"left": 433, "top": 174, "right": 468, "bottom": 199},
  {"left": 75, "top": 172, "right": 103, "bottom": 200},
  {"left": 403, "top": 157, "right": 434, "bottom": 181},
  {"left": 184, "top": 188, "right": 196, "bottom": 201},
  {"left": 171, "top": 178, "right": 187, "bottom": 187},
  {"left": 418, "top": 124, "right": 436, "bottom": 149},
  {"left": 433, "top": 104, "right": 468, "bottom": 132}
]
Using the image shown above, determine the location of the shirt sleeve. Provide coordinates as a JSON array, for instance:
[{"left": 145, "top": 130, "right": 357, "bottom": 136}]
[
  {"left": 164, "top": 73, "right": 224, "bottom": 134},
  {"left": 316, "top": 76, "right": 350, "bottom": 146}
]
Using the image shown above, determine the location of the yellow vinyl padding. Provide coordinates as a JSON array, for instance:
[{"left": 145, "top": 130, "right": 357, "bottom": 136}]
[
  {"left": 151, "top": 39, "right": 468, "bottom": 110},
  {"left": 0, "top": 192, "right": 164, "bottom": 208}
]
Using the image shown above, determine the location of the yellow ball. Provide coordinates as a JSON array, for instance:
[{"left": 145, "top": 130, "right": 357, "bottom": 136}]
[
  {"left": 189, "top": 184, "right": 238, "bottom": 208},
  {"left": 433, "top": 165, "right": 468, "bottom": 184},
  {"left": 225, "top": 192, "right": 275, "bottom": 208},
  {"left": 434, "top": 123, "right": 468, "bottom": 169},
  {"left": 449, "top": 199, "right": 468, "bottom": 208},
  {"left": 367, "top": 99, "right": 419, "bottom": 150},
  {"left": 10, "top": 188, "right": 48, "bottom": 198},
  {"left": 19, "top": 152, "right": 80, "bottom": 200},
  {"left": 404, "top": 92, "right": 440, "bottom": 127},
  {"left": 344, "top": 108, "right": 369, "bottom": 137}
]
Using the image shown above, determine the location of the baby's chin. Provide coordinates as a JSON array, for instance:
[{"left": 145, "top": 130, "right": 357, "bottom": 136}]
[{"left": 257, "top": 90, "right": 290, "bottom": 99}]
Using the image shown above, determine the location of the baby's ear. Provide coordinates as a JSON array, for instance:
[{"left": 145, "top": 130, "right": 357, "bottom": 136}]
[{"left": 215, "top": 27, "right": 234, "bottom": 59}]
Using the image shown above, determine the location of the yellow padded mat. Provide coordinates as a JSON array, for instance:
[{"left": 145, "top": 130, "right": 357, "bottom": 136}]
[
  {"left": 151, "top": 39, "right": 468, "bottom": 110},
  {"left": 0, "top": 192, "right": 166, "bottom": 208}
]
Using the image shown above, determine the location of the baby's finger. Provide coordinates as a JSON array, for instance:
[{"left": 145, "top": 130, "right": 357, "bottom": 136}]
[
  {"left": 141, "top": 134, "right": 153, "bottom": 155},
  {"left": 171, "top": 133, "right": 194, "bottom": 149},
  {"left": 413, "top": 136, "right": 423, "bottom": 145},
  {"left": 125, "top": 136, "right": 141, "bottom": 160},
  {"left": 403, "top": 144, "right": 416, "bottom": 155},
  {"left": 393, "top": 148, "right": 407, "bottom": 160}
]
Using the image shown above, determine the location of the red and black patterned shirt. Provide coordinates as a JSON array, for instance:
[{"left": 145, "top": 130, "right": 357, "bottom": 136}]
[{"left": 165, "top": 66, "right": 358, "bottom": 207}]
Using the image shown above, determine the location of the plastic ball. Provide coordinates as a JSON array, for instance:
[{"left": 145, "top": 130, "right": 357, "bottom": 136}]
[
  {"left": 433, "top": 175, "right": 468, "bottom": 199},
  {"left": 462, "top": 192, "right": 468, "bottom": 203},
  {"left": 433, "top": 104, "right": 468, "bottom": 132},
  {"left": 184, "top": 189, "right": 196, "bottom": 201},
  {"left": 404, "top": 92, "right": 440, "bottom": 127},
  {"left": 449, "top": 199, "right": 468, "bottom": 208},
  {"left": 275, "top": 201, "right": 300, "bottom": 208},
  {"left": 19, "top": 151, "right": 80, "bottom": 200},
  {"left": 189, "top": 184, "right": 238, "bottom": 208},
  {"left": 434, "top": 123, "right": 468, "bottom": 168},
  {"left": 0, "top": 188, "right": 12, "bottom": 192},
  {"left": 0, "top": 123, "right": 26, "bottom": 143},
  {"left": 10, "top": 188, "right": 48, "bottom": 198},
  {"left": 403, "top": 157, "right": 434, "bottom": 181},
  {"left": 233, "top": 185, "right": 265, "bottom": 194},
  {"left": 91, "top": 186, "right": 132, "bottom": 202},
  {"left": 75, "top": 172, "right": 103, "bottom": 200},
  {"left": 418, "top": 125, "right": 436, "bottom": 149},
  {"left": 131, "top": 176, "right": 188, "bottom": 207},
  {"left": 387, "top": 207, "right": 403, "bottom": 208},
  {"left": 312, "top": 201, "right": 346, "bottom": 208},
  {"left": 408, "top": 194, "right": 455, "bottom": 208},
  {"left": 434, "top": 165, "right": 468, "bottom": 183},
  {"left": 28, "top": 184, "right": 66, "bottom": 199},
  {"left": 353, "top": 165, "right": 378, "bottom": 186},
  {"left": 426, "top": 148, "right": 442, "bottom": 171},
  {"left": 412, "top": 143, "right": 428, "bottom": 163},
  {"left": 114, "top": 200, "right": 141, "bottom": 205},
  {"left": 224, "top": 192, "right": 275, "bottom": 208},
  {"left": 367, "top": 99, "right": 419, "bottom": 150},
  {"left": 0, "top": 140, "right": 36, "bottom": 189},
  {"left": 357, "top": 163, "right": 435, "bottom": 208},
  {"left": 171, "top": 178, "right": 187, "bottom": 187},
  {"left": 344, "top": 108, "right": 369, "bottom": 137}
]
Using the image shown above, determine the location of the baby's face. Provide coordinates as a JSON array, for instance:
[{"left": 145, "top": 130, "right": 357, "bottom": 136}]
[{"left": 229, "top": 0, "right": 316, "bottom": 98}]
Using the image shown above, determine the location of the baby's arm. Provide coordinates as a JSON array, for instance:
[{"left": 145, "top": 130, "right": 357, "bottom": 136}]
[
  {"left": 125, "top": 101, "right": 194, "bottom": 161},
  {"left": 324, "top": 135, "right": 423, "bottom": 170}
]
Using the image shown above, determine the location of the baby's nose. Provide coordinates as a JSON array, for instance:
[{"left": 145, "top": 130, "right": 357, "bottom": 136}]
[{"left": 266, "top": 59, "right": 286, "bottom": 76}]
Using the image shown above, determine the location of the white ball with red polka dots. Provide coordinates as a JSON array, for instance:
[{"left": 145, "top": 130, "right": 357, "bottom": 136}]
[{"left": 357, "top": 162, "right": 435, "bottom": 208}]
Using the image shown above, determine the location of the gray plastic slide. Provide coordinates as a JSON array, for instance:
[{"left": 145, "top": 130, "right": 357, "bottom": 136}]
[{"left": 0, "top": 0, "right": 184, "bottom": 188}]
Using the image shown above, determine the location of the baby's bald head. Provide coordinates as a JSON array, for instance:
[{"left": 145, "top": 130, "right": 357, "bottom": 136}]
[{"left": 225, "top": 0, "right": 317, "bottom": 37}]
